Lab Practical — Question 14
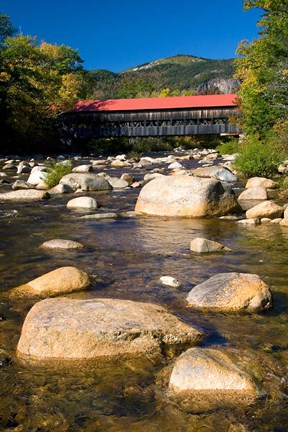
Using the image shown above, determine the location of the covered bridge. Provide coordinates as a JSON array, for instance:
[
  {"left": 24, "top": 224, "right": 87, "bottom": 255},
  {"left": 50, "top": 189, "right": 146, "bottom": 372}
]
[{"left": 61, "top": 94, "right": 239, "bottom": 139}]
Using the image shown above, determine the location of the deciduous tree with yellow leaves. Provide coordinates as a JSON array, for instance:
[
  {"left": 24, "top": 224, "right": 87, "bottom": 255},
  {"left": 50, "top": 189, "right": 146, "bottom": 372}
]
[
  {"left": 0, "top": 14, "right": 91, "bottom": 153},
  {"left": 235, "top": 0, "right": 288, "bottom": 137}
]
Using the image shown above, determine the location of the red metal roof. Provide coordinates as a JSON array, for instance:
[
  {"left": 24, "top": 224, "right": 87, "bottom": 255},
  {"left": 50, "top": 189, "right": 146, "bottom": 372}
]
[{"left": 73, "top": 94, "right": 237, "bottom": 112}]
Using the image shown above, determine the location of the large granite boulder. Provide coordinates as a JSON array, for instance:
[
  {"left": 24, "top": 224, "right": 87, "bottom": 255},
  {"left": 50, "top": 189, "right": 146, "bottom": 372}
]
[
  {"left": 10, "top": 266, "right": 90, "bottom": 297},
  {"left": 16, "top": 298, "right": 204, "bottom": 361},
  {"left": 135, "top": 176, "right": 240, "bottom": 217},
  {"left": 169, "top": 348, "right": 256, "bottom": 397},
  {"left": 186, "top": 272, "right": 272, "bottom": 313},
  {"left": 60, "top": 173, "right": 112, "bottom": 191}
]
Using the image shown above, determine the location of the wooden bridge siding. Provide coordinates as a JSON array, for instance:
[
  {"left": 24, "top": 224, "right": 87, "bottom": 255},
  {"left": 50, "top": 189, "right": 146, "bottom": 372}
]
[
  {"left": 69, "top": 108, "right": 236, "bottom": 122},
  {"left": 69, "top": 124, "right": 238, "bottom": 138},
  {"left": 62, "top": 106, "right": 239, "bottom": 138}
]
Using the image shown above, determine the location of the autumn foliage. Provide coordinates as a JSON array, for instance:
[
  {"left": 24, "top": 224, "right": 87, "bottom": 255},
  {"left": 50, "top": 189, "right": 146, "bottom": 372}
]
[{"left": 0, "top": 14, "right": 91, "bottom": 153}]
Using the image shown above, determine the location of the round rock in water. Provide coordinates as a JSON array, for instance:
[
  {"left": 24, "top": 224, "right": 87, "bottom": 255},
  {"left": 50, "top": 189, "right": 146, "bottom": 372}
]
[
  {"left": 169, "top": 347, "right": 256, "bottom": 397},
  {"left": 160, "top": 276, "right": 181, "bottom": 288},
  {"left": 60, "top": 173, "right": 112, "bottom": 191},
  {"left": 186, "top": 272, "right": 272, "bottom": 313},
  {"left": 190, "top": 237, "right": 231, "bottom": 253},
  {"left": 135, "top": 176, "right": 240, "bottom": 217},
  {"left": 19, "top": 266, "right": 90, "bottom": 296},
  {"left": 246, "top": 201, "right": 283, "bottom": 219},
  {"left": 41, "top": 239, "right": 84, "bottom": 250},
  {"left": 16, "top": 298, "right": 204, "bottom": 362},
  {"left": 67, "top": 196, "right": 97, "bottom": 210}
]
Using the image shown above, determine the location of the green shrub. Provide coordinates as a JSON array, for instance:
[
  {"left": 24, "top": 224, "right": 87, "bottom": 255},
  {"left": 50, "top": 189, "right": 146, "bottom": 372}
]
[
  {"left": 216, "top": 138, "right": 239, "bottom": 155},
  {"left": 89, "top": 137, "right": 132, "bottom": 155},
  {"left": 234, "top": 137, "right": 282, "bottom": 178},
  {"left": 45, "top": 159, "right": 72, "bottom": 188},
  {"left": 278, "top": 176, "right": 288, "bottom": 198},
  {"left": 131, "top": 137, "right": 173, "bottom": 153}
]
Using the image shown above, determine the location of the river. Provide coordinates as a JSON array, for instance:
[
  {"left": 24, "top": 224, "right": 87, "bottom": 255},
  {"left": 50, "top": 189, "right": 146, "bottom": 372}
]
[{"left": 0, "top": 154, "right": 287, "bottom": 431}]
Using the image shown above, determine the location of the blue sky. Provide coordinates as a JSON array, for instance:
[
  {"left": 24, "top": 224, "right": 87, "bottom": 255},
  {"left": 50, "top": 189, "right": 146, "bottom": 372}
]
[{"left": 2, "top": 0, "right": 262, "bottom": 72}]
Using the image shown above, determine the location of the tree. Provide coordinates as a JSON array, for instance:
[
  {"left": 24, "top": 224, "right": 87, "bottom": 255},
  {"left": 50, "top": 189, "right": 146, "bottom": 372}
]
[
  {"left": 0, "top": 14, "right": 91, "bottom": 152},
  {"left": 0, "top": 13, "right": 14, "bottom": 44},
  {"left": 234, "top": 0, "right": 288, "bottom": 137}
]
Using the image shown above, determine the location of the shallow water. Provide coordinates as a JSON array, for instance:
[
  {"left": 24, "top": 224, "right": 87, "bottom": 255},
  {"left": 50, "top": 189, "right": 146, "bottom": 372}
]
[{"left": 0, "top": 156, "right": 287, "bottom": 431}]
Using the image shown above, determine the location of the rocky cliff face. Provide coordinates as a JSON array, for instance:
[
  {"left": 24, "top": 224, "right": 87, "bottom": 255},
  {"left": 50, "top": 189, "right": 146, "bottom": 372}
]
[{"left": 197, "top": 77, "right": 240, "bottom": 94}]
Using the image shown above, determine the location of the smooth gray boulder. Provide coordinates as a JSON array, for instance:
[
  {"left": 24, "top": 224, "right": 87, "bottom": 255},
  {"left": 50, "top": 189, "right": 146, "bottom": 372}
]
[
  {"left": 48, "top": 183, "right": 74, "bottom": 195},
  {"left": 60, "top": 173, "right": 112, "bottom": 191},
  {"left": 191, "top": 166, "right": 238, "bottom": 182},
  {"left": 135, "top": 176, "right": 240, "bottom": 217},
  {"left": 16, "top": 298, "right": 204, "bottom": 361},
  {"left": 186, "top": 272, "right": 272, "bottom": 312},
  {"left": 169, "top": 348, "right": 256, "bottom": 397}
]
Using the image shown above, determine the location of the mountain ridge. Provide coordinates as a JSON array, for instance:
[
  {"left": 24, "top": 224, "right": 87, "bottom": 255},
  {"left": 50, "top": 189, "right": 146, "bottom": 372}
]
[{"left": 88, "top": 54, "right": 239, "bottom": 99}]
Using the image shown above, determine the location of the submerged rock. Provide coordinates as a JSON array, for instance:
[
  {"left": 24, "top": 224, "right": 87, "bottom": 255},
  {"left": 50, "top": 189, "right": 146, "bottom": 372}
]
[
  {"left": 80, "top": 212, "right": 118, "bottom": 220},
  {"left": 186, "top": 272, "right": 272, "bottom": 313},
  {"left": 16, "top": 298, "right": 204, "bottom": 361},
  {"left": 0, "top": 190, "right": 50, "bottom": 201},
  {"left": 169, "top": 347, "right": 256, "bottom": 397},
  {"left": 41, "top": 239, "right": 84, "bottom": 250},
  {"left": 190, "top": 237, "right": 231, "bottom": 253},
  {"left": 135, "top": 176, "right": 240, "bottom": 217}
]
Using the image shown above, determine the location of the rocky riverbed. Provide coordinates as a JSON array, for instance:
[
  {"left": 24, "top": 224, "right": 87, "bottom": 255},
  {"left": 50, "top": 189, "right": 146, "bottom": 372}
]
[{"left": 0, "top": 148, "right": 287, "bottom": 431}]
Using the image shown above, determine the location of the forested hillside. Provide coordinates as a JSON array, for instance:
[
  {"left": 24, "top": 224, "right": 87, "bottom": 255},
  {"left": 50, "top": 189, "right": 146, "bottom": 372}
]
[{"left": 88, "top": 54, "right": 239, "bottom": 99}]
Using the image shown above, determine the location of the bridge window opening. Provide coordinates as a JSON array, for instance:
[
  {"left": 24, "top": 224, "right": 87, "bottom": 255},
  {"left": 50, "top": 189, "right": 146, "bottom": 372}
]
[
  {"left": 147, "top": 121, "right": 158, "bottom": 127},
  {"left": 186, "top": 119, "right": 197, "bottom": 126},
  {"left": 159, "top": 120, "right": 170, "bottom": 126},
  {"left": 172, "top": 120, "right": 184, "bottom": 126},
  {"left": 213, "top": 118, "right": 226, "bottom": 125},
  {"left": 199, "top": 119, "right": 212, "bottom": 125}
]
